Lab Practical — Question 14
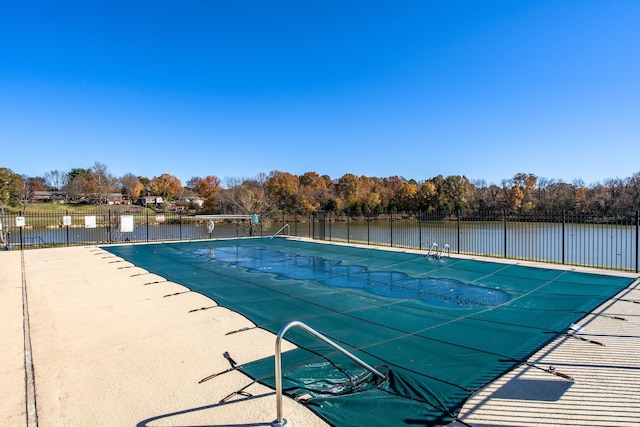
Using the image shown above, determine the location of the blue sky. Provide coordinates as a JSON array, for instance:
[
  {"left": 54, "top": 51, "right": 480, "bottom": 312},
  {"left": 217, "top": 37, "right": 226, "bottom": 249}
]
[{"left": 1, "top": 1, "right": 638, "bottom": 187}]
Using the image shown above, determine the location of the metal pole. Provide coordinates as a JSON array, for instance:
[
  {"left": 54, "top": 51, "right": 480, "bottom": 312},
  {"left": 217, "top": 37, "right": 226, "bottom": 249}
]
[
  {"left": 390, "top": 211, "right": 393, "bottom": 247},
  {"left": 636, "top": 210, "right": 640, "bottom": 273},
  {"left": 457, "top": 210, "right": 461, "bottom": 255},
  {"left": 503, "top": 210, "right": 507, "bottom": 258},
  {"left": 562, "top": 210, "right": 566, "bottom": 265},
  {"left": 418, "top": 211, "right": 422, "bottom": 250},
  {"left": 367, "top": 212, "right": 370, "bottom": 245}
]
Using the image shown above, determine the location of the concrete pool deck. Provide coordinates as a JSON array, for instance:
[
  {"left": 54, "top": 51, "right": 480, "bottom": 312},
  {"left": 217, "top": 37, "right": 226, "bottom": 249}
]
[{"left": 2, "top": 243, "right": 640, "bottom": 426}]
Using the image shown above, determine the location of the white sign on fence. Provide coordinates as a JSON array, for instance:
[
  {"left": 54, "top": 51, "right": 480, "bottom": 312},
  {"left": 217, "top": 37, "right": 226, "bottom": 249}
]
[
  {"left": 62, "top": 215, "right": 72, "bottom": 226},
  {"left": 16, "top": 216, "right": 25, "bottom": 227},
  {"left": 84, "top": 215, "right": 97, "bottom": 229},
  {"left": 120, "top": 215, "right": 134, "bottom": 233}
]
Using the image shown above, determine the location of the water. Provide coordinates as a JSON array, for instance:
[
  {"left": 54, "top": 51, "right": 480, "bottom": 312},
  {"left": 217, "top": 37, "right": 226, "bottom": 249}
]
[{"left": 322, "top": 220, "right": 637, "bottom": 271}]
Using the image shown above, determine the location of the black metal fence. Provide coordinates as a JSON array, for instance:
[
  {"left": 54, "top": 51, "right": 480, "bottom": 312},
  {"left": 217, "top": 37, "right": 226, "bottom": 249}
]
[{"left": 2, "top": 209, "right": 639, "bottom": 273}]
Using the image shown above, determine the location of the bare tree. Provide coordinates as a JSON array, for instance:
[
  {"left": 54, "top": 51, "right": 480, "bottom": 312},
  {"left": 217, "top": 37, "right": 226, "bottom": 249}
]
[
  {"left": 19, "top": 175, "right": 35, "bottom": 210},
  {"left": 65, "top": 175, "right": 88, "bottom": 201},
  {"left": 90, "top": 162, "right": 117, "bottom": 203},
  {"left": 120, "top": 173, "right": 143, "bottom": 204},
  {"left": 44, "top": 170, "right": 67, "bottom": 190}
]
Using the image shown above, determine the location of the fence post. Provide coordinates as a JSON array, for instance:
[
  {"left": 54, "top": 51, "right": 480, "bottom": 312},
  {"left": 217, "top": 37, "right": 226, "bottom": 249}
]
[
  {"left": 19, "top": 211, "right": 23, "bottom": 250},
  {"left": 418, "top": 211, "right": 422, "bottom": 250},
  {"left": 636, "top": 210, "right": 640, "bottom": 273},
  {"left": 562, "top": 210, "right": 566, "bottom": 265},
  {"left": 367, "top": 212, "right": 370, "bottom": 245},
  {"left": 390, "top": 211, "right": 394, "bottom": 247},
  {"left": 457, "top": 210, "right": 461, "bottom": 255},
  {"left": 503, "top": 210, "right": 507, "bottom": 258}
]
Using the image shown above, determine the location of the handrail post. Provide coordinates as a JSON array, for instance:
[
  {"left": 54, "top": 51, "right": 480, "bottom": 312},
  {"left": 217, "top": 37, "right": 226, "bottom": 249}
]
[{"left": 272, "top": 320, "right": 385, "bottom": 427}]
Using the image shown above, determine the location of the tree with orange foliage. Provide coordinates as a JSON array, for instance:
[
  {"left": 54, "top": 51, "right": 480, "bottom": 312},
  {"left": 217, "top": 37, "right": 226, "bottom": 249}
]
[
  {"left": 150, "top": 173, "right": 183, "bottom": 201},
  {"left": 265, "top": 171, "right": 299, "bottom": 211},
  {"left": 190, "top": 175, "right": 221, "bottom": 212}
]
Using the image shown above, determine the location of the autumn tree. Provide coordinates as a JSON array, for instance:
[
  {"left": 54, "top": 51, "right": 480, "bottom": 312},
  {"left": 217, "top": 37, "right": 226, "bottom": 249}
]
[
  {"left": 416, "top": 181, "right": 437, "bottom": 211},
  {"left": 137, "top": 176, "right": 151, "bottom": 197},
  {"left": 189, "top": 175, "right": 221, "bottom": 212},
  {"left": 149, "top": 173, "right": 183, "bottom": 201},
  {"left": 336, "top": 173, "right": 359, "bottom": 210},
  {"left": 265, "top": 171, "right": 299, "bottom": 211},
  {"left": 626, "top": 172, "right": 640, "bottom": 211},
  {"left": 574, "top": 182, "right": 589, "bottom": 213},
  {"left": 441, "top": 175, "right": 471, "bottom": 213},
  {"left": 356, "top": 176, "right": 382, "bottom": 213},
  {"left": 508, "top": 173, "right": 538, "bottom": 212},
  {"left": 298, "top": 171, "right": 330, "bottom": 212},
  {"left": 218, "top": 176, "right": 269, "bottom": 235},
  {"left": 121, "top": 173, "right": 144, "bottom": 203}
]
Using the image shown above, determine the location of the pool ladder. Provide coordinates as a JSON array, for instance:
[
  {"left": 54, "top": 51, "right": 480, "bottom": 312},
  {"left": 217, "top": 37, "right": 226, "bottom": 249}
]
[
  {"left": 270, "top": 224, "right": 290, "bottom": 239},
  {"left": 271, "top": 320, "right": 385, "bottom": 427},
  {"left": 426, "top": 243, "right": 450, "bottom": 259}
]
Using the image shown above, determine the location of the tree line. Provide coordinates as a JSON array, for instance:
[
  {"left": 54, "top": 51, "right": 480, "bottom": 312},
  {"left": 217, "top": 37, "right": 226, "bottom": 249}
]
[{"left": 1, "top": 163, "right": 639, "bottom": 215}]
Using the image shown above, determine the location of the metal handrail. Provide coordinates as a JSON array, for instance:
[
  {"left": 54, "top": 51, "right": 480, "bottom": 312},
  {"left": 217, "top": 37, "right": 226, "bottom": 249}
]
[
  {"left": 426, "top": 242, "right": 438, "bottom": 257},
  {"left": 438, "top": 243, "right": 451, "bottom": 259},
  {"left": 270, "top": 224, "right": 290, "bottom": 239},
  {"left": 272, "top": 320, "right": 385, "bottom": 427}
]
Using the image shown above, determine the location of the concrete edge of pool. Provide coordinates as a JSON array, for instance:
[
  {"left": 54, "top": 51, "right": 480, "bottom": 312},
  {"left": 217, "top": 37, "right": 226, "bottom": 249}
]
[{"left": 2, "top": 238, "right": 639, "bottom": 427}]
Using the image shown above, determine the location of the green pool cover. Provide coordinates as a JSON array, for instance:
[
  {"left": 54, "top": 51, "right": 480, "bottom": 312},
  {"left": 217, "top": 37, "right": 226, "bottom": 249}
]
[{"left": 105, "top": 238, "right": 636, "bottom": 426}]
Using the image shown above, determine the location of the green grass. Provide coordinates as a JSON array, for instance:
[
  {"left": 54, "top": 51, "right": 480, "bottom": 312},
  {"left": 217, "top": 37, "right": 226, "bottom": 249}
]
[{"left": 7, "top": 203, "right": 147, "bottom": 214}]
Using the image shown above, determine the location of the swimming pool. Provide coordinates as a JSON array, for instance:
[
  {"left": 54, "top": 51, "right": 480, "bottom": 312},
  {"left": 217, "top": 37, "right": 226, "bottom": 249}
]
[{"left": 105, "top": 238, "right": 636, "bottom": 426}]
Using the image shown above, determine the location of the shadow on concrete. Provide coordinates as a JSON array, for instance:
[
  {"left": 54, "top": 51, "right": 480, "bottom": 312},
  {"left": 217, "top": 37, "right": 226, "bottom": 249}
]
[{"left": 136, "top": 391, "right": 274, "bottom": 427}]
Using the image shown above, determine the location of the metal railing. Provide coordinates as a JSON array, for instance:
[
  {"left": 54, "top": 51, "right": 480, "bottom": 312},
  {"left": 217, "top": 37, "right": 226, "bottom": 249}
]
[
  {"left": 2, "top": 209, "right": 638, "bottom": 272},
  {"left": 272, "top": 320, "right": 385, "bottom": 427},
  {"left": 270, "top": 224, "right": 290, "bottom": 239},
  {"left": 308, "top": 210, "right": 640, "bottom": 273}
]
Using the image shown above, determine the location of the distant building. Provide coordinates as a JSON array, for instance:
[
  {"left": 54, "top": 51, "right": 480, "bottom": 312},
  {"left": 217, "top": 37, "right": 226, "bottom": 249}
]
[
  {"left": 177, "top": 197, "right": 204, "bottom": 207},
  {"left": 32, "top": 191, "right": 67, "bottom": 203},
  {"left": 140, "top": 196, "right": 164, "bottom": 207}
]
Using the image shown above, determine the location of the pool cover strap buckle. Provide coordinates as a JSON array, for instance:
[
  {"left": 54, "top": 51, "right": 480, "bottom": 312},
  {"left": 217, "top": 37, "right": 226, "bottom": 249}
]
[{"left": 224, "top": 351, "right": 237, "bottom": 368}]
